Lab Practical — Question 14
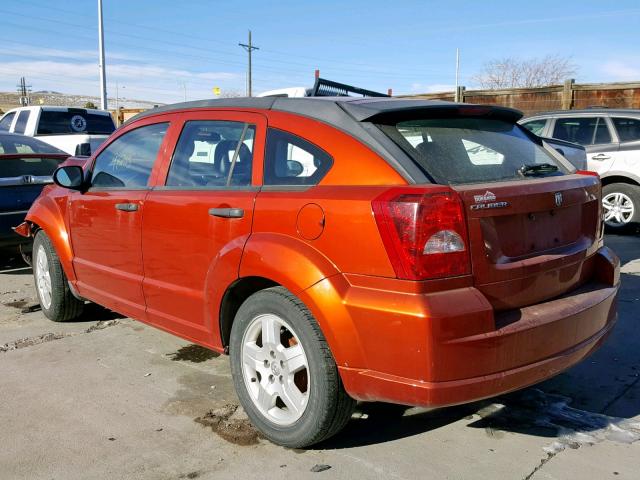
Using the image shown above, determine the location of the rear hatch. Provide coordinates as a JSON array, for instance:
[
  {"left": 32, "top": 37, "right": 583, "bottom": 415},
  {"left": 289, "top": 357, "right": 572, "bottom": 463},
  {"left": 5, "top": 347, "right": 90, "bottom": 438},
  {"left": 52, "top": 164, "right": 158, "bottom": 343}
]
[
  {"left": 455, "top": 175, "right": 601, "bottom": 310},
  {"left": 374, "top": 107, "right": 602, "bottom": 309}
]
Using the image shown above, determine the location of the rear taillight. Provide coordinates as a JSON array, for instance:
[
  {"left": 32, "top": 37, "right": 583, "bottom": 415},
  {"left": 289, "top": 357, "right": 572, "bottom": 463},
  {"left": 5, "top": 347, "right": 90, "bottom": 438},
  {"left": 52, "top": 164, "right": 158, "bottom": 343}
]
[{"left": 372, "top": 187, "right": 471, "bottom": 280}]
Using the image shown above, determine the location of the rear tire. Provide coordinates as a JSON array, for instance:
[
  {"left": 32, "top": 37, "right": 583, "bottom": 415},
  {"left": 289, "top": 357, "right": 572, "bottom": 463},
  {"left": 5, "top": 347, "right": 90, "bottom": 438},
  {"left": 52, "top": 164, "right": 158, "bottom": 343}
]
[
  {"left": 33, "top": 231, "right": 84, "bottom": 322},
  {"left": 602, "top": 183, "right": 640, "bottom": 233},
  {"left": 229, "top": 286, "right": 355, "bottom": 448}
]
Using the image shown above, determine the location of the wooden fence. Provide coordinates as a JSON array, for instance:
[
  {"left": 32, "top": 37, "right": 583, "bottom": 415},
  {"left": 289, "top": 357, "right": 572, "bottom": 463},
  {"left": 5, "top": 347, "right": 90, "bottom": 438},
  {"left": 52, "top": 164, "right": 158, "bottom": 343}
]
[{"left": 402, "top": 80, "right": 640, "bottom": 115}]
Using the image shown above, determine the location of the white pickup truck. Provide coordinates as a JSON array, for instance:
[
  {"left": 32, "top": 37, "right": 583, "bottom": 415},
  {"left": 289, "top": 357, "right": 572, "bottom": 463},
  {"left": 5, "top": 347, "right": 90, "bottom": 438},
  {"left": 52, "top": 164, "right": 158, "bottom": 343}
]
[{"left": 0, "top": 106, "right": 115, "bottom": 155}]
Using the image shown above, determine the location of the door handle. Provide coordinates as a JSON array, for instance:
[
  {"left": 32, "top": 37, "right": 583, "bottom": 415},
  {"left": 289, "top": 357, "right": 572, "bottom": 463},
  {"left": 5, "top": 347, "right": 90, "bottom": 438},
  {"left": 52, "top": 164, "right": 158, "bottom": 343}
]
[
  {"left": 115, "top": 203, "right": 139, "bottom": 212},
  {"left": 209, "top": 207, "right": 244, "bottom": 218},
  {"left": 591, "top": 154, "right": 611, "bottom": 160}
]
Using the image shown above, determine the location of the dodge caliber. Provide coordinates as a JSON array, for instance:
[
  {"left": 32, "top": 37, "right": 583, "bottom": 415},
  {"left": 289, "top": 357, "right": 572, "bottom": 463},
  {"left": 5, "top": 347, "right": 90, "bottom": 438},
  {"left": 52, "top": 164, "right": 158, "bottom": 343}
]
[{"left": 15, "top": 97, "right": 620, "bottom": 447}]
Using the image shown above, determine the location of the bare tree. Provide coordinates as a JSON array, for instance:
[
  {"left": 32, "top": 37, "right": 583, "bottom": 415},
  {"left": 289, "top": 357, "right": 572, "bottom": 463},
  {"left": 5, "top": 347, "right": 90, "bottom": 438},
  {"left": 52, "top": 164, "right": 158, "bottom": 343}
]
[{"left": 472, "top": 55, "right": 577, "bottom": 89}]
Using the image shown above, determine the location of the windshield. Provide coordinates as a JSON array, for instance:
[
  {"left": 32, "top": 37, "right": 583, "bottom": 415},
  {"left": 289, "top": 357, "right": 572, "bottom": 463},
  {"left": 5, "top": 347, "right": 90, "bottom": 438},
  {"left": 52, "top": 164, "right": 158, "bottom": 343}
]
[
  {"left": 0, "top": 133, "right": 67, "bottom": 154},
  {"left": 378, "top": 117, "right": 568, "bottom": 185},
  {"left": 37, "top": 110, "right": 115, "bottom": 135}
]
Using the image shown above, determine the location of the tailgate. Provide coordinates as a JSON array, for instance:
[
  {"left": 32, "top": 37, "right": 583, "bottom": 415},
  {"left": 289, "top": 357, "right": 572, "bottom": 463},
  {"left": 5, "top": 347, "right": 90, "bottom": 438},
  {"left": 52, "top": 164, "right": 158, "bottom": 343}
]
[{"left": 454, "top": 174, "right": 602, "bottom": 310}]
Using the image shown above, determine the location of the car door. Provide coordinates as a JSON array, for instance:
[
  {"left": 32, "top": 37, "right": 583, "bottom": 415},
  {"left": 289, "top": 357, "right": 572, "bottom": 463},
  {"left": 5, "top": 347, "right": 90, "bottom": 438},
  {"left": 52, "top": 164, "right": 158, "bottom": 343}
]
[
  {"left": 610, "top": 116, "right": 640, "bottom": 172},
  {"left": 141, "top": 111, "right": 266, "bottom": 345},
  {"left": 68, "top": 118, "right": 172, "bottom": 320},
  {"left": 551, "top": 116, "right": 619, "bottom": 175}
]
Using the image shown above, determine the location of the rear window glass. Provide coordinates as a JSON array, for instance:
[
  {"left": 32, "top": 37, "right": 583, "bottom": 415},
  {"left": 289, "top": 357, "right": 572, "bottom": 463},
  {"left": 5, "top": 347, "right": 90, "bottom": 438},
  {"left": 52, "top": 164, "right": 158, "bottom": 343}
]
[
  {"left": 37, "top": 110, "right": 115, "bottom": 135},
  {"left": 0, "top": 134, "right": 67, "bottom": 154},
  {"left": 612, "top": 117, "right": 640, "bottom": 142},
  {"left": 378, "top": 118, "right": 566, "bottom": 185},
  {"left": 0, "top": 157, "right": 65, "bottom": 179}
]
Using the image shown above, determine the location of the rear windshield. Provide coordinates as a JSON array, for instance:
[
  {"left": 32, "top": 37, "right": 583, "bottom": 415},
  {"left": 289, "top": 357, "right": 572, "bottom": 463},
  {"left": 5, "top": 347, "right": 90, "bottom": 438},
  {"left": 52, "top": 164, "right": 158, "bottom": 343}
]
[
  {"left": 378, "top": 117, "right": 568, "bottom": 185},
  {"left": 37, "top": 110, "right": 115, "bottom": 135},
  {"left": 0, "top": 157, "right": 64, "bottom": 179}
]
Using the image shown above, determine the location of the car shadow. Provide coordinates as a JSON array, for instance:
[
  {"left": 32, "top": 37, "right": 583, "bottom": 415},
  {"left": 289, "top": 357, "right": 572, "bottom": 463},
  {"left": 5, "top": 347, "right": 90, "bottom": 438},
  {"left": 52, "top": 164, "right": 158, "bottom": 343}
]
[
  {"left": 314, "top": 268, "right": 640, "bottom": 451},
  {"left": 0, "top": 250, "right": 31, "bottom": 275}
]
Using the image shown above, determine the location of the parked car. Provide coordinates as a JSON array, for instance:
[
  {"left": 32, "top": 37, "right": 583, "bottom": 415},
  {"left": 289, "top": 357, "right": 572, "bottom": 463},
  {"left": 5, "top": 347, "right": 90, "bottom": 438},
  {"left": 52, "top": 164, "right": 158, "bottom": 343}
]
[
  {"left": 0, "top": 106, "right": 115, "bottom": 156},
  {"left": 15, "top": 97, "right": 619, "bottom": 448},
  {"left": 0, "top": 132, "right": 68, "bottom": 254},
  {"left": 540, "top": 137, "right": 587, "bottom": 170},
  {"left": 520, "top": 109, "right": 640, "bottom": 231}
]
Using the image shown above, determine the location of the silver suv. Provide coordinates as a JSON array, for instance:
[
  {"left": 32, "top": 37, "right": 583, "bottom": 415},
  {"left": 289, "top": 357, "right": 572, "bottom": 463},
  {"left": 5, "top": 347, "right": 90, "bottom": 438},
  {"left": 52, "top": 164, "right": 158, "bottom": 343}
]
[{"left": 520, "top": 109, "right": 640, "bottom": 232}]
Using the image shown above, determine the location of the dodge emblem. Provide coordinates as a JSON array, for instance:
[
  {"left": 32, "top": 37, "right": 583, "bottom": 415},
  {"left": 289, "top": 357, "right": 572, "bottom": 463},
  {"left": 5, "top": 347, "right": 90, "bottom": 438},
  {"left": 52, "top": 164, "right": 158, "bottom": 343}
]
[{"left": 554, "top": 192, "right": 563, "bottom": 207}]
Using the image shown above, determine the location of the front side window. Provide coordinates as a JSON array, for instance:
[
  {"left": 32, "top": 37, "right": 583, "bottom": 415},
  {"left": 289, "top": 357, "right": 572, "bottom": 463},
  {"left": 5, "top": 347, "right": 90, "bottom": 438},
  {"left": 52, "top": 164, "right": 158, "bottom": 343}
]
[
  {"left": 0, "top": 112, "right": 16, "bottom": 131},
  {"left": 612, "top": 117, "right": 640, "bottom": 143},
  {"left": 521, "top": 119, "right": 547, "bottom": 136},
  {"left": 264, "top": 129, "right": 333, "bottom": 186},
  {"left": 167, "top": 120, "right": 255, "bottom": 187},
  {"left": 91, "top": 122, "right": 168, "bottom": 188},
  {"left": 14, "top": 111, "right": 30, "bottom": 134},
  {"left": 552, "top": 117, "right": 612, "bottom": 145},
  {"left": 379, "top": 117, "right": 566, "bottom": 185}
]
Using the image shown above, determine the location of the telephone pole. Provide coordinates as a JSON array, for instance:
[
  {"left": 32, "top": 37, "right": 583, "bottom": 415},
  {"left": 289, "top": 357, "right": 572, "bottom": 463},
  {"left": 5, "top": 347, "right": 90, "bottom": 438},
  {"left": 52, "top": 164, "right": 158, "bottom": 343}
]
[
  {"left": 16, "top": 77, "right": 32, "bottom": 106},
  {"left": 239, "top": 30, "right": 259, "bottom": 97},
  {"left": 98, "top": 0, "right": 108, "bottom": 110}
]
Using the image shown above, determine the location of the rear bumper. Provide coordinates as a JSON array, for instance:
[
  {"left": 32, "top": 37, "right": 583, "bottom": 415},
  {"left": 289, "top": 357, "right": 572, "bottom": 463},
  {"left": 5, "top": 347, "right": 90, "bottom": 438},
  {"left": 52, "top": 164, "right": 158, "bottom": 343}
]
[{"left": 307, "top": 246, "right": 619, "bottom": 407}]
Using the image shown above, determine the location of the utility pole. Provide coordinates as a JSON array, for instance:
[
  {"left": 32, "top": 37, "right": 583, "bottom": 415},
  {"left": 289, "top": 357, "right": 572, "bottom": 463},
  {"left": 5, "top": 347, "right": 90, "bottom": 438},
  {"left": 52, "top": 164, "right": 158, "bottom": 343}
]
[
  {"left": 98, "top": 0, "right": 108, "bottom": 110},
  {"left": 454, "top": 48, "right": 460, "bottom": 102},
  {"left": 239, "top": 30, "right": 259, "bottom": 97},
  {"left": 16, "top": 77, "right": 32, "bottom": 106}
]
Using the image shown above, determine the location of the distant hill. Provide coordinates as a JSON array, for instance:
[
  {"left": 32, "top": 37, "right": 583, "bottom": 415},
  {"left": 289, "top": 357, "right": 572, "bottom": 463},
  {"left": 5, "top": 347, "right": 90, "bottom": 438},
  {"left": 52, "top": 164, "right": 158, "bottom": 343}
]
[{"left": 0, "top": 91, "right": 163, "bottom": 113}]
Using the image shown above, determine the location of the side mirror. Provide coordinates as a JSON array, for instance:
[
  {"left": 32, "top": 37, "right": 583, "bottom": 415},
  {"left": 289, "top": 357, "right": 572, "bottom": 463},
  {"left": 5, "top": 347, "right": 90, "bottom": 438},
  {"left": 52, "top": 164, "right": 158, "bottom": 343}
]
[
  {"left": 286, "top": 160, "right": 304, "bottom": 177},
  {"left": 53, "top": 165, "right": 85, "bottom": 190},
  {"left": 75, "top": 142, "right": 91, "bottom": 156}
]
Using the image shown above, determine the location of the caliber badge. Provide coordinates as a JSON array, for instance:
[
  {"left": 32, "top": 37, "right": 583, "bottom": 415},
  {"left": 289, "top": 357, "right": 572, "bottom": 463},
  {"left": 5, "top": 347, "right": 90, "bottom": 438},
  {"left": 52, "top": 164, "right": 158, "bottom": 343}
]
[{"left": 471, "top": 190, "right": 509, "bottom": 210}]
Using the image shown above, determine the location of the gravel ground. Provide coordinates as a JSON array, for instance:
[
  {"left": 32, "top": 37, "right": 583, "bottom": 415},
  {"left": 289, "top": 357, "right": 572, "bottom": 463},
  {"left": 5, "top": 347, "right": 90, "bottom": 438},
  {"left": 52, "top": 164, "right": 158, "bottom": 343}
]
[{"left": 0, "top": 234, "right": 638, "bottom": 480}]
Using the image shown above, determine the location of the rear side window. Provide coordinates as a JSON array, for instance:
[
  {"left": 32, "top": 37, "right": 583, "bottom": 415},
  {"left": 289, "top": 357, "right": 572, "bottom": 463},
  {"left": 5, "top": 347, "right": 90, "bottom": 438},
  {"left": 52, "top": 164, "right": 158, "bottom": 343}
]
[
  {"left": 264, "top": 129, "right": 333, "bottom": 186},
  {"left": 378, "top": 118, "right": 566, "bottom": 185},
  {"left": 552, "top": 117, "right": 611, "bottom": 145},
  {"left": 0, "top": 112, "right": 16, "bottom": 131},
  {"left": 91, "top": 122, "right": 168, "bottom": 188},
  {"left": 14, "top": 111, "right": 30, "bottom": 134},
  {"left": 521, "top": 119, "right": 547, "bottom": 136},
  {"left": 167, "top": 120, "right": 255, "bottom": 187},
  {"left": 612, "top": 117, "right": 640, "bottom": 142},
  {"left": 37, "top": 110, "right": 115, "bottom": 135}
]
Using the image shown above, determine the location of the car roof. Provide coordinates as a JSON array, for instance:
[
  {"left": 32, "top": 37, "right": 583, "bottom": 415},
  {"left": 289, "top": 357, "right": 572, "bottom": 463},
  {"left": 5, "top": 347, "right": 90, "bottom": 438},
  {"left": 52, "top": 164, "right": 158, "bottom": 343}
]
[
  {"left": 127, "top": 97, "right": 523, "bottom": 126},
  {"left": 524, "top": 108, "right": 640, "bottom": 119}
]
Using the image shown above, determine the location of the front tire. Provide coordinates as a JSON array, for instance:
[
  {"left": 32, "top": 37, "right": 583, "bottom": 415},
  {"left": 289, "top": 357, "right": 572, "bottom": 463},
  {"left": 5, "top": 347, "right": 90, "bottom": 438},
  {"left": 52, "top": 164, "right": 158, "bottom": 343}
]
[
  {"left": 230, "top": 286, "right": 355, "bottom": 448},
  {"left": 33, "top": 231, "right": 84, "bottom": 322},
  {"left": 602, "top": 183, "right": 640, "bottom": 233}
]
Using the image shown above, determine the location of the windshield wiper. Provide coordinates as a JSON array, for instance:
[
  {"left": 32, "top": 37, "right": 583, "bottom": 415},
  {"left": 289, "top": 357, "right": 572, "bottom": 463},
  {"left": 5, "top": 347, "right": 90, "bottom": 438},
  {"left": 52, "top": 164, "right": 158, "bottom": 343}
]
[{"left": 519, "top": 163, "right": 559, "bottom": 176}]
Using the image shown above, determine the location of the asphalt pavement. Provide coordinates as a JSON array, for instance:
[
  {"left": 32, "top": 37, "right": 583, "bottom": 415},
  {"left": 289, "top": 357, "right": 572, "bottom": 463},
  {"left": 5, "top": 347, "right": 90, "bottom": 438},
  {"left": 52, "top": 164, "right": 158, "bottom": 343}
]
[{"left": 1, "top": 234, "right": 638, "bottom": 480}]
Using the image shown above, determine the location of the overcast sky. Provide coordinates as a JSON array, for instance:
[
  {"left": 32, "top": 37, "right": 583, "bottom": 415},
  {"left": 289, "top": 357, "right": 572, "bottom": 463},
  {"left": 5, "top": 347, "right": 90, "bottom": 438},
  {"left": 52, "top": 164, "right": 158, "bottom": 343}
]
[{"left": 1, "top": 0, "right": 639, "bottom": 104}]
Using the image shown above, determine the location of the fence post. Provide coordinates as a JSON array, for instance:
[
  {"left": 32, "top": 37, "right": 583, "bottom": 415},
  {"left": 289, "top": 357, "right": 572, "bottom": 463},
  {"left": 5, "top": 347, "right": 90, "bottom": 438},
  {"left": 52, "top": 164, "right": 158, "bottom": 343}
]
[{"left": 562, "top": 79, "right": 575, "bottom": 110}]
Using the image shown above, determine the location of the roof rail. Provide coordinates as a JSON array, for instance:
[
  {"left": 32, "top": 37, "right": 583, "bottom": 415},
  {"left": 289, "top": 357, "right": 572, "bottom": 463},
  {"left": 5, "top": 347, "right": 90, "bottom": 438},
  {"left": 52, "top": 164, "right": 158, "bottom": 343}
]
[{"left": 310, "top": 77, "right": 389, "bottom": 98}]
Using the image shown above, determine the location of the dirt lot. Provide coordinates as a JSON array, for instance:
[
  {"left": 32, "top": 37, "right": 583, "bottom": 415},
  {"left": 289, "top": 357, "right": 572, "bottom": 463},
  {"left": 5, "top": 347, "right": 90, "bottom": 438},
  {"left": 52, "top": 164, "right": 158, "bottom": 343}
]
[{"left": 1, "top": 235, "right": 639, "bottom": 480}]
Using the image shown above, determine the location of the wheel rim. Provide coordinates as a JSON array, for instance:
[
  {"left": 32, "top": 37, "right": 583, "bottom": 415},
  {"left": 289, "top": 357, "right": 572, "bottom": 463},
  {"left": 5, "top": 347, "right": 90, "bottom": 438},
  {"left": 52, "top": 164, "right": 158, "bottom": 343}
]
[
  {"left": 35, "top": 244, "right": 52, "bottom": 309},
  {"left": 603, "top": 192, "right": 635, "bottom": 227},
  {"left": 241, "top": 313, "right": 310, "bottom": 426}
]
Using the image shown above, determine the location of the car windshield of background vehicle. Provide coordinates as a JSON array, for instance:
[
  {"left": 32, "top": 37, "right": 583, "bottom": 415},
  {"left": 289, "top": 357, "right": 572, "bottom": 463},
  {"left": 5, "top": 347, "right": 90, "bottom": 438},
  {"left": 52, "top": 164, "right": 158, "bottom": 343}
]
[
  {"left": 0, "top": 134, "right": 67, "bottom": 155},
  {"left": 552, "top": 117, "right": 612, "bottom": 145},
  {"left": 378, "top": 117, "right": 566, "bottom": 185},
  {"left": 91, "top": 122, "right": 168, "bottom": 188},
  {"left": 37, "top": 110, "right": 115, "bottom": 135},
  {"left": 167, "top": 120, "right": 256, "bottom": 187},
  {"left": 612, "top": 117, "right": 640, "bottom": 143}
]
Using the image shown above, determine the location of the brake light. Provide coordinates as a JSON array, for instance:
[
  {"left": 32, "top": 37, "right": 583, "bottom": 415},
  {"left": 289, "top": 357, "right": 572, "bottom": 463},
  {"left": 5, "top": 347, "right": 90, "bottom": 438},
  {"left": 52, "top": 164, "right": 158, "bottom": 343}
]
[
  {"left": 576, "top": 170, "right": 599, "bottom": 177},
  {"left": 372, "top": 187, "right": 471, "bottom": 280}
]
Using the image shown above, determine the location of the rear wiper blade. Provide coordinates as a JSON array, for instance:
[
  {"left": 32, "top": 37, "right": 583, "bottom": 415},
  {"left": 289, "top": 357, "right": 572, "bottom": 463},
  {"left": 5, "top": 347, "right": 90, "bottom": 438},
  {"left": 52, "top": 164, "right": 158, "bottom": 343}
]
[{"left": 519, "top": 163, "right": 559, "bottom": 176}]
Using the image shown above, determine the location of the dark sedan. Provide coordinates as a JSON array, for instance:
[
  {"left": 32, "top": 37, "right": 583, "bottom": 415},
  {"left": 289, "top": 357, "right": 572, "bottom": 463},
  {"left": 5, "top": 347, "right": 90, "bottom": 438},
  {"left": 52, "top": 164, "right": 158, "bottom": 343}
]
[{"left": 0, "top": 132, "right": 69, "bottom": 254}]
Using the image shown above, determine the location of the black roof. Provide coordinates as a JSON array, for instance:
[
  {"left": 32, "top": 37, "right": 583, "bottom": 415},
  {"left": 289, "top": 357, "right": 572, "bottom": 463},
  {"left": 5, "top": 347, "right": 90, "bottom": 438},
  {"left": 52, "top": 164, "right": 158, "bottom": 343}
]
[{"left": 128, "top": 96, "right": 523, "bottom": 125}]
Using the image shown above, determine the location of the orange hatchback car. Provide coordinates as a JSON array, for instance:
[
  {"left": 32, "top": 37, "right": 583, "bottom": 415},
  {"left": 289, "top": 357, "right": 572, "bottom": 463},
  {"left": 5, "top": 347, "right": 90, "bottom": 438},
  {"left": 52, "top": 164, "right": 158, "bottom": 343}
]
[{"left": 16, "top": 97, "right": 619, "bottom": 447}]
